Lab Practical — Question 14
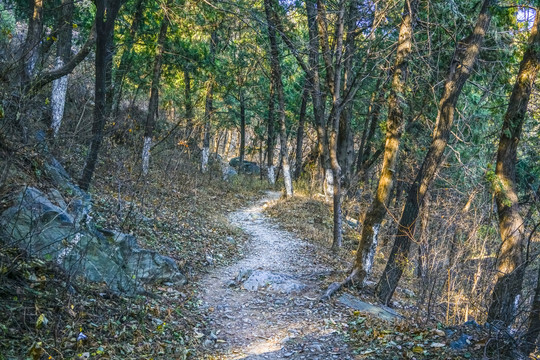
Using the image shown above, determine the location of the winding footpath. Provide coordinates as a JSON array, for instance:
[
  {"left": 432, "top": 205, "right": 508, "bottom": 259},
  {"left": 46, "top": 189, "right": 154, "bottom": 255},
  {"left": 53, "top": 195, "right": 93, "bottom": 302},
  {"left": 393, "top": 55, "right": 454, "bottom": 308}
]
[{"left": 199, "top": 192, "right": 357, "bottom": 359}]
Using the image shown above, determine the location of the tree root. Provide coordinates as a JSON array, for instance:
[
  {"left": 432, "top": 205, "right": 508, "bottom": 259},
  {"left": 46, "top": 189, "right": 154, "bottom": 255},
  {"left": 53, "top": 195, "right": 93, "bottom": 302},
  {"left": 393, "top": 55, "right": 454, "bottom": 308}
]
[{"left": 320, "top": 267, "right": 361, "bottom": 301}]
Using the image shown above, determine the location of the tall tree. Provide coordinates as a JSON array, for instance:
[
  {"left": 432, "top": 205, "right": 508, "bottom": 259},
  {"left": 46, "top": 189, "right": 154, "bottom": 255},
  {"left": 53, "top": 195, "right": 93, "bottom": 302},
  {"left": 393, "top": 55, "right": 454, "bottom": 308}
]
[
  {"left": 376, "top": 0, "right": 493, "bottom": 305},
  {"left": 112, "top": 0, "right": 146, "bottom": 116},
  {"left": 20, "top": 0, "right": 43, "bottom": 85},
  {"left": 487, "top": 8, "right": 540, "bottom": 328},
  {"left": 264, "top": 0, "right": 293, "bottom": 197},
  {"left": 50, "top": 0, "right": 74, "bottom": 137},
  {"left": 350, "top": 0, "right": 417, "bottom": 283},
  {"left": 142, "top": 3, "right": 170, "bottom": 175},
  {"left": 267, "top": 80, "right": 276, "bottom": 184},
  {"left": 79, "top": 0, "right": 123, "bottom": 191},
  {"left": 328, "top": 0, "right": 346, "bottom": 249},
  {"left": 294, "top": 83, "right": 309, "bottom": 180},
  {"left": 202, "top": 29, "right": 218, "bottom": 173}
]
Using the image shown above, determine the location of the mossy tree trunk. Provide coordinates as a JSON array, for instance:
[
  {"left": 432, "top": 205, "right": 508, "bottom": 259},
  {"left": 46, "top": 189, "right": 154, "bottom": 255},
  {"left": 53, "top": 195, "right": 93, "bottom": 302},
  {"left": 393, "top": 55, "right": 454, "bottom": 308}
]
[
  {"left": 376, "top": 0, "right": 493, "bottom": 305},
  {"left": 349, "top": 0, "right": 417, "bottom": 282},
  {"left": 487, "top": 9, "right": 540, "bottom": 328}
]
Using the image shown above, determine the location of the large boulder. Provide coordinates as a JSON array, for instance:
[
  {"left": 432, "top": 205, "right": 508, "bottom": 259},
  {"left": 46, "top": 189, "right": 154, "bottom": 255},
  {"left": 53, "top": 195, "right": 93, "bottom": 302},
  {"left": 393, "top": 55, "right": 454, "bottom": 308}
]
[
  {"left": 0, "top": 184, "right": 185, "bottom": 295},
  {"left": 228, "top": 157, "right": 261, "bottom": 175}
]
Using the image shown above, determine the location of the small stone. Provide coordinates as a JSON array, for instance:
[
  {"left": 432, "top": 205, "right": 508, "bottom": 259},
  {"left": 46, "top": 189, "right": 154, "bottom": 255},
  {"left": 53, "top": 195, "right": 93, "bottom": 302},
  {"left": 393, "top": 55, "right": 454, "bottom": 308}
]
[{"left": 203, "top": 339, "right": 214, "bottom": 348}]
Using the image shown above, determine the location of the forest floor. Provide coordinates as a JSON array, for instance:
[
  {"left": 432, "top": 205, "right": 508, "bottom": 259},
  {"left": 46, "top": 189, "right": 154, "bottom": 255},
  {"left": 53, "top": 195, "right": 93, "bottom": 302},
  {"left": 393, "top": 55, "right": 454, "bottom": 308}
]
[{"left": 199, "top": 191, "right": 358, "bottom": 359}]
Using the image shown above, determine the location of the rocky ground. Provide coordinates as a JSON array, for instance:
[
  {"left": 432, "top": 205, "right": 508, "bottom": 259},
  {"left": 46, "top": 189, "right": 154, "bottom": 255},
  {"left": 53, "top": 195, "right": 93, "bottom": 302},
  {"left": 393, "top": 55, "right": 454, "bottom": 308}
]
[{"left": 199, "top": 192, "right": 361, "bottom": 359}]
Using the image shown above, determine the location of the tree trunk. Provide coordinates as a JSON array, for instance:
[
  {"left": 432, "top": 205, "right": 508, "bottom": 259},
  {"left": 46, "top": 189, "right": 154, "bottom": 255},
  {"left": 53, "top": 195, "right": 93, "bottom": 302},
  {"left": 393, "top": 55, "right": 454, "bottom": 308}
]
[
  {"left": 356, "top": 74, "right": 386, "bottom": 180},
  {"left": 79, "top": 0, "right": 122, "bottom": 191},
  {"left": 376, "top": 0, "right": 493, "bottom": 305},
  {"left": 347, "top": 0, "right": 416, "bottom": 278},
  {"left": 267, "top": 80, "right": 276, "bottom": 184},
  {"left": 305, "top": 0, "right": 330, "bottom": 196},
  {"left": 338, "top": 0, "right": 360, "bottom": 189},
  {"left": 142, "top": 11, "right": 169, "bottom": 175},
  {"left": 487, "top": 10, "right": 540, "bottom": 328},
  {"left": 328, "top": 1, "right": 345, "bottom": 250},
  {"left": 184, "top": 68, "right": 194, "bottom": 140},
  {"left": 525, "top": 264, "right": 540, "bottom": 355},
  {"left": 202, "top": 30, "right": 217, "bottom": 173},
  {"left": 294, "top": 83, "right": 309, "bottom": 180},
  {"left": 264, "top": 0, "right": 292, "bottom": 197},
  {"left": 30, "top": 24, "right": 96, "bottom": 91},
  {"left": 239, "top": 90, "right": 246, "bottom": 172},
  {"left": 20, "top": 0, "right": 43, "bottom": 85},
  {"left": 50, "top": 0, "right": 73, "bottom": 137},
  {"left": 112, "top": 0, "right": 146, "bottom": 116}
]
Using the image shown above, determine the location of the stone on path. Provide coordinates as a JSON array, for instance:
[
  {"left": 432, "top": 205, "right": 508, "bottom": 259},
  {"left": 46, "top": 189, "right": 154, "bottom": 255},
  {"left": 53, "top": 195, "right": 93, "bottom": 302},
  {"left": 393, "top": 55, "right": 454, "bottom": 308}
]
[
  {"left": 338, "top": 293, "right": 402, "bottom": 322},
  {"left": 241, "top": 270, "right": 306, "bottom": 294}
]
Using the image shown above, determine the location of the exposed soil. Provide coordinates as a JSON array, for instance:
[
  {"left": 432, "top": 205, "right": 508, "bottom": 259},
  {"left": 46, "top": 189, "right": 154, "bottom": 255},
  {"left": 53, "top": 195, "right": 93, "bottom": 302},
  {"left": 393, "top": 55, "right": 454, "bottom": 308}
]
[{"left": 199, "top": 192, "right": 357, "bottom": 359}]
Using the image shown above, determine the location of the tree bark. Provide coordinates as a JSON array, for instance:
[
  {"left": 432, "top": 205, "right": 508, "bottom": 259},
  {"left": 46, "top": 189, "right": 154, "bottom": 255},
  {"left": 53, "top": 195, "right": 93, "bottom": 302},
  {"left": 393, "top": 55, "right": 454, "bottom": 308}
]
[
  {"left": 264, "top": 0, "right": 293, "bottom": 197},
  {"left": 294, "top": 83, "right": 309, "bottom": 180},
  {"left": 525, "top": 264, "right": 540, "bottom": 355},
  {"left": 50, "top": 0, "right": 74, "bottom": 137},
  {"left": 356, "top": 73, "right": 386, "bottom": 181},
  {"left": 20, "top": 0, "right": 43, "bottom": 85},
  {"left": 267, "top": 80, "right": 276, "bottom": 184},
  {"left": 30, "top": 24, "right": 96, "bottom": 91},
  {"left": 142, "top": 8, "right": 169, "bottom": 175},
  {"left": 305, "top": 0, "right": 330, "bottom": 195},
  {"left": 343, "top": 0, "right": 417, "bottom": 280},
  {"left": 79, "top": 0, "right": 122, "bottom": 191},
  {"left": 328, "top": 1, "right": 345, "bottom": 250},
  {"left": 112, "top": 0, "right": 146, "bottom": 116},
  {"left": 202, "top": 29, "right": 217, "bottom": 173},
  {"left": 487, "top": 9, "right": 540, "bottom": 328},
  {"left": 239, "top": 90, "right": 246, "bottom": 171},
  {"left": 337, "top": 0, "right": 360, "bottom": 188},
  {"left": 376, "top": 0, "right": 493, "bottom": 305},
  {"left": 184, "top": 67, "right": 194, "bottom": 141}
]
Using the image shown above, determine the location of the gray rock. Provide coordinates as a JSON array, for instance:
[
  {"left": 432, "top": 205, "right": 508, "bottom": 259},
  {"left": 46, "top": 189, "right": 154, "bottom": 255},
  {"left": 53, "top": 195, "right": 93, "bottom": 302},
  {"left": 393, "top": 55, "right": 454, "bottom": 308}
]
[
  {"left": 222, "top": 163, "right": 238, "bottom": 181},
  {"left": 0, "top": 186, "right": 185, "bottom": 295},
  {"left": 450, "top": 334, "right": 471, "bottom": 350},
  {"left": 242, "top": 270, "right": 306, "bottom": 294},
  {"left": 228, "top": 157, "right": 261, "bottom": 175},
  {"left": 338, "top": 293, "right": 402, "bottom": 322}
]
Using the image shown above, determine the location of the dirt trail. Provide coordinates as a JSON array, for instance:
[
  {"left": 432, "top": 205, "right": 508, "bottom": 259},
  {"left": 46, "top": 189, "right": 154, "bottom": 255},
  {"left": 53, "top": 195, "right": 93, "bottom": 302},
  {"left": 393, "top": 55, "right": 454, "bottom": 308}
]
[{"left": 199, "top": 192, "right": 356, "bottom": 359}]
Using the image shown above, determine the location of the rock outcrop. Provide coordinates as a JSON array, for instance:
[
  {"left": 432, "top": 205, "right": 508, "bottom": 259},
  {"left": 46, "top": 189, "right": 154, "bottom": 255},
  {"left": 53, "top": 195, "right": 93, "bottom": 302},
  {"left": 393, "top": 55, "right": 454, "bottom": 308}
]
[{"left": 0, "top": 159, "right": 185, "bottom": 295}]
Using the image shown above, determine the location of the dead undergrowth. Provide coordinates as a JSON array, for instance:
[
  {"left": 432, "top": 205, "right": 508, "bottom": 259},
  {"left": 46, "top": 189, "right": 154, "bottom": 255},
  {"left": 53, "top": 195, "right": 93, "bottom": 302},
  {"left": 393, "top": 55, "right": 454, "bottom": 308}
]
[
  {"left": 0, "top": 134, "right": 270, "bottom": 359},
  {"left": 263, "top": 191, "right": 518, "bottom": 360}
]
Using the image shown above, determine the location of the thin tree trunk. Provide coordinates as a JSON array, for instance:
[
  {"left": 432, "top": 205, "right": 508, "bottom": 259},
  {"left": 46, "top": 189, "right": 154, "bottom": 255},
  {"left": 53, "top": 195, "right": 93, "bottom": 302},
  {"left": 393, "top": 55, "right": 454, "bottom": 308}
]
[
  {"left": 50, "top": 0, "right": 74, "bottom": 137},
  {"left": 487, "top": 10, "right": 540, "bottom": 328},
  {"left": 20, "top": 0, "right": 43, "bottom": 85},
  {"left": 338, "top": 0, "right": 416, "bottom": 283},
  {"left": 376, "top": 0, "right": 493, "bottom": 305},
  {"left": 142, "top": 11, "right": 169, "bottom": 175},
  {"left": 239, "top": 90, "right": 246, "bottom": 171},
  {"left": 112, "top": 0, "right": 145, "bottom": 116},
  {"left": 80, "top": 0, "right": 122, "bottom": 191},
  {"left": 305, "top": 0, "right": 330, "bottom": 196},
  {"left": 184, "top": 68, "right": 194, "bottom": 140},
  {"left": 329, "top": 1, "right": 345, "bottom": 250},
  {"left": 294, "top": 83, "right": 309, "bottom": 180},
  {"left": 356, "top": 74, "right": 386, "bottom": 179},
  {"left": 202, "top": 29, "right": 217, "bottom": 173},
  {"left": 525, "top": 264, "right": 540, "bottom": 355},
  {"left": 338, "top": 0, "right": 360, "bottom": 189},
  {"left": 222, "top": 130, "right": 230, "bottom": 156},
  {"left": 316, "top": 0, "right": 336, "bottom": 201},
  {"left": 30, "top": 24, "right": 96, "bottom": 91},
  {"left": 264, "top": 0, "right": 292, "bottom": 197},
  {"left": 267, "top": 80, "right": 276, "bottom": 184}
]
